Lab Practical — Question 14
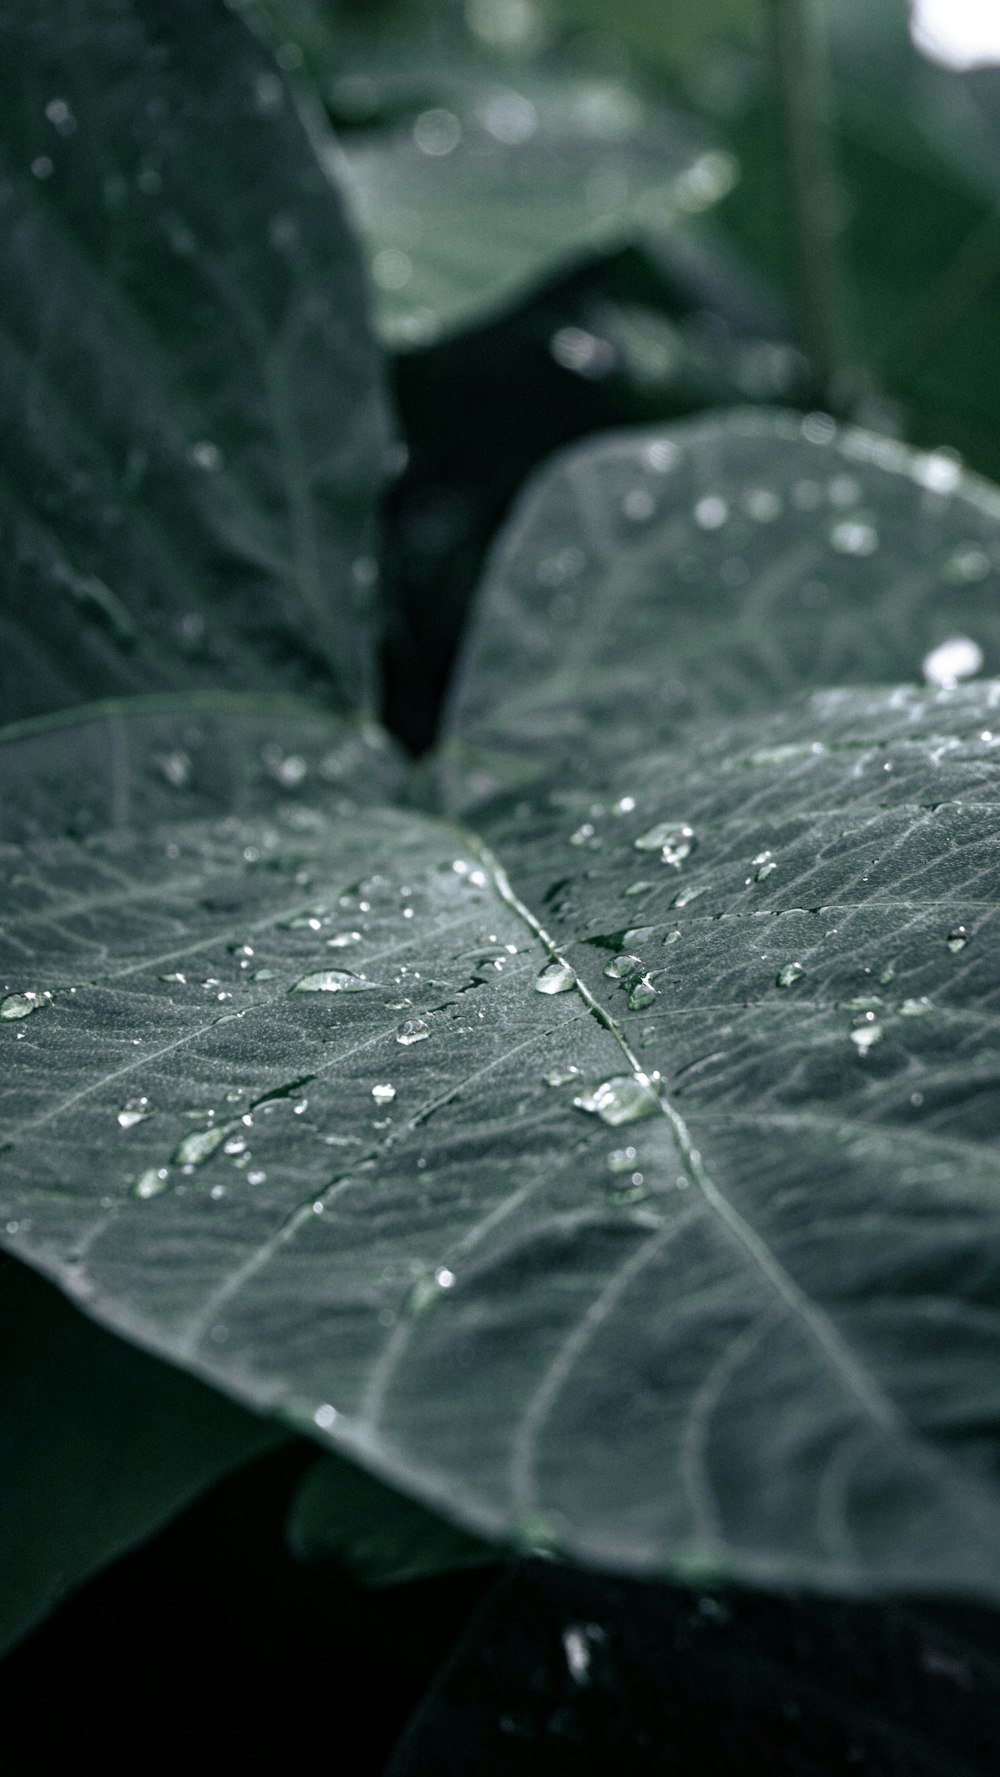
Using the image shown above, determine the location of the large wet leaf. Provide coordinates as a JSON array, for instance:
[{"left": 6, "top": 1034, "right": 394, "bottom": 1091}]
[
  {"left": 4, "top": 670, "right": 1000, "bottom": 1599},
  {"left": 441, "top": 410, "right": 1000, "bottom": 807},
  {"left": 0, "top": 0, "right": 390, "bottom": 724},
  {"left": 263, "top": 0, "right": 732, "bottom": 347},
  {"left": 0, "top": 1258, "right": 283, "bottom": 1656}
]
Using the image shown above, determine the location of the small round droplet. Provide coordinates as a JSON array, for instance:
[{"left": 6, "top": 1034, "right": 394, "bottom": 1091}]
[
  {"left": 946, "top": 926, "right": 970, "bottom": 953},
  {"left": 849, "top": 1016, "right": 883, "bottom": 1055},
  {"left": 396, "top": 1018, "right": 430, "bottom": 1045},
  {"left": 313, "top": 1403, "right": 338, "bottom": 1430},
  {"left": 830, "top": 519, "right": 878, "bottom": 555},
  {"left": 371, "top": 1083, "right": 396, "bottom": 1104},
  {"left": 534, "top": 959, "right": 577, "bottom": 995}
]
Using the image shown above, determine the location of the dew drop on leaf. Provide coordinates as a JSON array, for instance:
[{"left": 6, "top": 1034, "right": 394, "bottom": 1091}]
[
  {"left": 371, "top": 1083, "right": 396, "bottom": 1103},
  {"left": 544, "top": 1065, "right": 581, "bottom": 1086},
  {"left": 947, "top": 926, "right": 970, "bottom": 953},
  {"left": 633, "top": 821, "right": 695, "bottom": 865},
  {"left": 0, "top": 989, "right": 50, "bottom": 1020},
  {"left": 132, "top": 1167, "right": 169, "bottom": 1201},
  {"left": 922, "top": 636, "right": 983, "bottom": 687},
  {"left": 292, "top": 969, "right": 368, "bottom": 993},
  {"left": 396, "top": 1018, "right": 431, "bottom": 1045},
  {"left": 603, "top": 953, "right": 642, "bottom": 982},
  {"left": 627, "top": 976, "right": 657, "bottom": 1011},
  {"left": 776, "top": 963, "right": 805, "bottom": 988},
  {"left": 573, "top": 1074, "right": 661, "bottom": 1125},
  {"left": 117, "top": 1096, "right": 152, "bottom": 1129},
  {"left": 534, "top": 959, "right": 577, "bottom": 994},
  {"left": 173, "top": 1125, "right": 230, "bottom": 1167}
]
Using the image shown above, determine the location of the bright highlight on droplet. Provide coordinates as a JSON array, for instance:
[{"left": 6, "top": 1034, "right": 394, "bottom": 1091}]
[
  {"left": 922, "top": 635, "right": 983, "bottom": 687},
  {"left": 911, "top": 0, "right": 1000, "bottom": 69}
]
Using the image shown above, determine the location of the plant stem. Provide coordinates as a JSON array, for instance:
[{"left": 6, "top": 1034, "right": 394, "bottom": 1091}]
[{"left": 768, "top": 0, "right": 857, "bottom": 413}]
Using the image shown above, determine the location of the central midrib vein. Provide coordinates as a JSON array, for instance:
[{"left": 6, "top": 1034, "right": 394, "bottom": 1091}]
[{"left": 466, "top": 832, "right": 905, "bottom": 1443}]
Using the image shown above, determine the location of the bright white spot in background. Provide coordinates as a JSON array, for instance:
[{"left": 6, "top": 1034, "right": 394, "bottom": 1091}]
[
  {"left": 922, "top": 635, "right": 984, "bottom": 686},
  {"left": 911, "top": 0, "right": 1000, "bottom": 70}
]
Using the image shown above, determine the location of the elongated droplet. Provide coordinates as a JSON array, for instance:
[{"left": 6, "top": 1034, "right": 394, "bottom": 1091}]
[
  {"left": 604, "top": 953, "right": 642, "bottom": 982},
  {"left": 544, "top": 1065, "right": 581, "bottom": 1086},
  {"left": 900, "top": 997, "right": 932, "bottom": 1016},
  {"left": 1, "top": 989, "right": 49, "bottom": 1020},
  {"left": 634, "top": 822, "right": 695, "bottom": 867},
  {"left": 776, "top": 963, "right": 804, "bottom": 988},
  {"left": 396, "top": 1018, "right": 430, "bottom": 1045},
  {"left": 627, "top": 976, "right": 657, "bottom": 1011},
  {"left": 132, "top": 1167, "right": 169, "bottom": 1200},
  {"left": 174, "top": 1125, "right": 231, "bottom": 1166},
  {"left": 117, "top": 1096, "right": 152, "bottom": 1129},
  {"left": 573, "top": 1074, "right": 660, "bottom": 1126},
  {"left": 535, "top": 959, "right": 577, "bottom": 995},
  {"left": 292, "top": 969, "right": 369, "bottom": 993}
]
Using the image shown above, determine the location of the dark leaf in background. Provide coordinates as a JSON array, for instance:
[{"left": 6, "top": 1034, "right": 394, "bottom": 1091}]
[
  {"left": 0, "top": 0, "right": 391, "bottom": 724},
  {"left": 389, "top": 1560, "right": 1000, "bottom": 1776},
  {"left": 0, "top": 1258, "right": 284, "bottom": 1656}
]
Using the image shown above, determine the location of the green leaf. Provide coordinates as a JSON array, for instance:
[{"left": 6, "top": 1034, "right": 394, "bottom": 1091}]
[
  {"left": 0, "top": 1255, "right": 284, "bottom": 1656},
  {"left": 0, "top": 0, "right": 391, "bottom": 725},
  {"left": 441, "top": 410, "right": 1000, "bottom": 806},
  {"left": 277, "top": 1, "right": 734, "bottom": 347},
  {"left": 288, "top": 1451, "right": 494, "bottom": 1584},
  {"left": 5, "top": 618, "right": 1000, "bottom": 1600}
]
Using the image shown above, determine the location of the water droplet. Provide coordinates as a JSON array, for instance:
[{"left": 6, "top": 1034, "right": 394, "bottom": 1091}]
[
  {"left": 544, "top": 1064, "right": 581, "bottom": 1086},
  {"left": 117, "top": 1096, "right": 152, "bottom": 1129},
  {"left": 627, "top": 976, "right": 657, "bottom": 1011},
  {"left": 573, "top": 1074, "right": 661, "bottom": 1126},
  {"left": 753, "top": 851, "right": 777, "bottom": 881},
  {"left": 31, "top": 155, "right": 54, "bottom": 180},
  {"left": 326, "top": 930, "right": 362, "bottom": 949},
  {"left": 132, "top": 1167, "right": 169, "bottom": 1200},
  {"left": 849, "top": 1016, "right": 883, "bottom": 1054},
  {"left": 173, "top": 1125, "right": 230, "bottom": 1167},
  {"left": 371, "top": 1083, "right": 396, "bottom": 1104},
  {"left": 776, "top": 963, "right": 804, "bottom": 988},
  {"left": 607, "top": 1146, "right": 638, "bottom": 1173},
  {"left": 662, "top": 929, "right": 682, "bottom": 946},
  {"left": 407, "top": 1269, "right": 454, "bottom": 1315},
  {"left": 155, "top": 750, "right": 191, "bottom": 788},
  {"left": 396, "top": 1018, "right": 430, "bottom": 1045},
  {"left": 413, "top": 107, "right": 461, "bottom": 155},
  {"left": 946, "top": 926, "right": 970, "bottom": 953},
  {"left": 922, "top": 636, "right": 983, "bottom": 687},
  {"left": 313, "top": 1403, "right": 338, "bottom": 1430},
  {"left": 534, "top": 959, "right": 577, "bottom": 995},
  {"left": 604, "top": 953, "right": 642, "bottom": 982},
  {"left": 900, "top": 996, "right": 933, "bottom": 1016},
  {"left": 189, "top": 440, "right": 222, "bottom": 471},
  {"left": 830, "top": 519, "right": 878, "bottom": 555},
  {"left": 292, "top": 969, "right": 370, "bottom": 993},
  {"left": 693, "top": 495, "right": 728, "bottom": 530},
  {"left": 673, "top": 884, "right": 706, "bottom": 908},
  {"left": 562, "top": 1624, "right": 599, "bottom": 1685},
  {"left": 1, "top": 989, "right": 50, "bottom": 1020},
  {"left": 634, "top": 822, "right": 695, "bottom": 866}
]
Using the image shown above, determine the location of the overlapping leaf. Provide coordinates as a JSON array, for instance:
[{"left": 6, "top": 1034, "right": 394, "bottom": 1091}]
[
  {"left": 261, "top": 0, "right": 732, "bottom": 347},
  {"left": 441, "top": 409, "right": 1000, "bottom": 806},
  {"left": 0, "top": 0, "right": 390, "bottom": 724}
]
